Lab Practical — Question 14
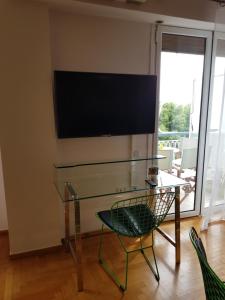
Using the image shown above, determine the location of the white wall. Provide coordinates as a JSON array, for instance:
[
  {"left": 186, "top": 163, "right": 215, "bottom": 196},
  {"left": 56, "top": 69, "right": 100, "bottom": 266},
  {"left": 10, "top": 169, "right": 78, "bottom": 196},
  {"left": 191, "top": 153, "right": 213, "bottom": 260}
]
[
  {"left": 0, "top": 1, "right": 154, "bottom": 253},
  {"left": 50, "top": 11, "right": 153, "bottom": 164},
  {"left": 0, "top": 0, "right": 60, "bottom": 254},
  {"left": 50, "top": 11, "right": 153, "bottom": 232},
  {"left": 0, "top": 0, "right": 219, "bottom": 254},
  {"left": 0, "top": 149, "right": 8, "bottom": 231}
]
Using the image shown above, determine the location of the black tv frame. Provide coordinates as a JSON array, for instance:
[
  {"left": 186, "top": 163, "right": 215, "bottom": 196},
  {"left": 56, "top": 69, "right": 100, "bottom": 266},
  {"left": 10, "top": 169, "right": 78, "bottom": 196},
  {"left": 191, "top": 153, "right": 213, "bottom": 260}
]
[{"left": 53, "top": 71, "right": 157, "bottom": 139}]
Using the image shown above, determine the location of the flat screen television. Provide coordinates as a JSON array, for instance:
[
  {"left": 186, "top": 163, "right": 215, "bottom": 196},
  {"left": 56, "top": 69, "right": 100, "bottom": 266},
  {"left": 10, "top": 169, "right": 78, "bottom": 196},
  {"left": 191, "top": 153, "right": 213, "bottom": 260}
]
[{"left": 53, "top": 71, "right": 157, "bottom": 138}]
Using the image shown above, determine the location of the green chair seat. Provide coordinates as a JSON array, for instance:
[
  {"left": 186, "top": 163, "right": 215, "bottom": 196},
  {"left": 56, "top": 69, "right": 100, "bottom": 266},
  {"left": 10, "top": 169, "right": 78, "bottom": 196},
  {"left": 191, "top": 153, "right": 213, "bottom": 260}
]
[{"left": 97, "top": 204, "right": 156, "bottom": 237}]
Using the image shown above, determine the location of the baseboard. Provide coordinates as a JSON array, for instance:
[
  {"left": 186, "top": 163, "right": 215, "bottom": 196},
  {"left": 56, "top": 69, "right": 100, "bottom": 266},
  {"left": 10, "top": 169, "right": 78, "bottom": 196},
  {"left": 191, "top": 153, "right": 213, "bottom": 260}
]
[
  {"left": 10, "top": 229, "right": 112, "bottom": 259},
  {"left": 7, "top": 216, "right": 202, "bottom": 259},
  {"left": 0, "top": 229, "right": 8, "bottom": 236},
  {"left": 10, "top": 244, "right": 63, "bottom": 259},
  {"left": 81, "top": 228, "right": 112, "bottom": 239}
]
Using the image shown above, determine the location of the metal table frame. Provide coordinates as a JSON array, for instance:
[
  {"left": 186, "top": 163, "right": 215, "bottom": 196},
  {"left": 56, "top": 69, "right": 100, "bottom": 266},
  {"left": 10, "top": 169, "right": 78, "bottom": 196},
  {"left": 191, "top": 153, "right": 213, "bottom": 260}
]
[{"left": 62, "top": 181, "right": 182, "bottom": 292}]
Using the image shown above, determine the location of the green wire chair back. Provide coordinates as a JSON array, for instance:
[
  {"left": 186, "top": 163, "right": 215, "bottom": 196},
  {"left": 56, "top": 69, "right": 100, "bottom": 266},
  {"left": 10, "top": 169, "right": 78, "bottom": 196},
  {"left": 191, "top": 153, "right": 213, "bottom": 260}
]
[
  {"left": 110, "top": 192, "right": 175, "bottom": 237},
  {"left": 189, "top": 227, "right": 225, "bottom": 300}
]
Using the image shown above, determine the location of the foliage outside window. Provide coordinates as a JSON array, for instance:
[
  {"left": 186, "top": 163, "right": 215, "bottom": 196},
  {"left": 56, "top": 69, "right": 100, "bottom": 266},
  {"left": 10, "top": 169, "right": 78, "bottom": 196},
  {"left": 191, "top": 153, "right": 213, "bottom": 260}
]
[{"left": 159, "top": 102, "right": 190, "bottom": 140}]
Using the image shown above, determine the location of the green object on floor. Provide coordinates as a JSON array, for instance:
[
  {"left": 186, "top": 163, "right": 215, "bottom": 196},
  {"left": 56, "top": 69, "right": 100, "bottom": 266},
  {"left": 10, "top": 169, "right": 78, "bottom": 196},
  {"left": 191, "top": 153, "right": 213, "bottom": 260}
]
[
  {"left": 190, "top": 227, "right": 225, "bottom": 300},
  {"left": 96, "top": 191, "right": 175, "bottom": 291}
]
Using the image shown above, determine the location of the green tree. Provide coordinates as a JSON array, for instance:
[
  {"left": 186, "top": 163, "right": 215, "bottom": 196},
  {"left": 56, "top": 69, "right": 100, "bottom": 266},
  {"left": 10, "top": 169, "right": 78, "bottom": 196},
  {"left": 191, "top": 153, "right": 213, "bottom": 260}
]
[{"left": 159, "top": 102, "right": 190, "bottom": 132}]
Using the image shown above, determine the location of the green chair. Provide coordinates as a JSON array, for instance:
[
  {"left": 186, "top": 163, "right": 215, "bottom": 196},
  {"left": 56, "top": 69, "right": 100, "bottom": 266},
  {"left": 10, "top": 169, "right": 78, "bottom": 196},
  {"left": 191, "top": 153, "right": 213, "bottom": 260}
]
[
  {"left": 96, "top": 191, "right": 175, "bottom": 291},
  {"left": 189, "top": 227, "right": 225, "bottom": 300}
]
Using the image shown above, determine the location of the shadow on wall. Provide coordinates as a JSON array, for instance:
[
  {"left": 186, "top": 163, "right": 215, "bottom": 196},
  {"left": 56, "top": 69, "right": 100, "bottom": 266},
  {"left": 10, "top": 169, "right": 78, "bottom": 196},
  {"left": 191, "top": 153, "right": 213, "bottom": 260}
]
[{"left": 0, "top": 148, "right": 8, "bottom": 231}]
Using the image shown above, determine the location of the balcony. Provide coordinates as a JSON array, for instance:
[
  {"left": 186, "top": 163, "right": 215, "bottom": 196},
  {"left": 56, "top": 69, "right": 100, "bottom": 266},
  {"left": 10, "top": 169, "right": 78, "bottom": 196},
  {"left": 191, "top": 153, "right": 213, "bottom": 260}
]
[{"left": 158, "top": 131, "right": 196, "bottom": 213}]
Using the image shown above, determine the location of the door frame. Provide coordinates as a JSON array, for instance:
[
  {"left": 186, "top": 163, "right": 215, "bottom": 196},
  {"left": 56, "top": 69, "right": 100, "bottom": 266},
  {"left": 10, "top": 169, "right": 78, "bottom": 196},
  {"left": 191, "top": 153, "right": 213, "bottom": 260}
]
[{"left": 153, "top": 25, "right": 212, "bottom": 218}]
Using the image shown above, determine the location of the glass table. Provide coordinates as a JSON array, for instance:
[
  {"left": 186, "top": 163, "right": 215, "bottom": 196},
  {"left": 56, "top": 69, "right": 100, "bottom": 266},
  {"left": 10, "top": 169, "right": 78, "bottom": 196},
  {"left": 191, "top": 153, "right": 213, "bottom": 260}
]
[{"left": 54, "top": 156, "right": 187, "bottom": 292}]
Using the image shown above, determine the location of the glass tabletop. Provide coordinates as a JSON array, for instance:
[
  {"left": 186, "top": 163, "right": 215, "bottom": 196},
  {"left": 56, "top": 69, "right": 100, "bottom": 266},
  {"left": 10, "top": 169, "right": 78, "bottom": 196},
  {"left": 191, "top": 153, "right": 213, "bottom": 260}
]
[
  {"left": 54, "top": 157, "right": 187, "bottom": 202},
  {"left": 54, "top": 155, "right": 165, "bottom": 169}
]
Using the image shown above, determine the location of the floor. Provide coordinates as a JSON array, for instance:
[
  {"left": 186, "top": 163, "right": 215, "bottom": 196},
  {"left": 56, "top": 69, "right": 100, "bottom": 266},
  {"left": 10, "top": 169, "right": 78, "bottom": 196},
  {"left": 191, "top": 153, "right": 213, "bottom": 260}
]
[{"left": 1, "top": 218, "right": 225, "bottom": 300}]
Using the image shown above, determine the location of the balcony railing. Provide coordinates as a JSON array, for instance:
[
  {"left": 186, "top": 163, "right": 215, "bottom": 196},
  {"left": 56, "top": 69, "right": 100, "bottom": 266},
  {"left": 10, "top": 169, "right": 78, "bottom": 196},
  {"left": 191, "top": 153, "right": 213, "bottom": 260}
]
[
  {"left": 158, "top": 131, "right": 189, "bottom": 149},
  {"left": 158, "top": 139, "right": 180, "bottom": 149}
]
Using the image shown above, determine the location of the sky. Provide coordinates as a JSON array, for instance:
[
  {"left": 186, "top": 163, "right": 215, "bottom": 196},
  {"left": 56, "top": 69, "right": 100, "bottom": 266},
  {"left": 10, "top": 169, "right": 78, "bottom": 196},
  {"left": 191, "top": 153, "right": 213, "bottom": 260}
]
[
  {"left": 159, "top": 52, "right": 204, "bottom": 133},
  {"left": 160, "top": 52, "right": 204, "bottom": 105},
  {"left": 159, "top": 51, "right": 225, "bottom": 132}
]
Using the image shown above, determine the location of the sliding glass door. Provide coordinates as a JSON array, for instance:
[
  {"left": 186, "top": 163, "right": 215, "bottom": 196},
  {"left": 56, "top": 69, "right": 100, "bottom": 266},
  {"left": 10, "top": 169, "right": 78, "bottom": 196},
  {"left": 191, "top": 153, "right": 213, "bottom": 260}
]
[
  {"left": 155, "top": 26, "right": 212, "bottom": 217},
  {"left": 202, "top": 32, "right": 225, "bottom": 226}
]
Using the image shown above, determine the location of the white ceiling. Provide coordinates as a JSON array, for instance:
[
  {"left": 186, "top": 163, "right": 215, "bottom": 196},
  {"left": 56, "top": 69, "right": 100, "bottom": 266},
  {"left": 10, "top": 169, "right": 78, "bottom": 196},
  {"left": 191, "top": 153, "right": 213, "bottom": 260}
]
[{"left": 31, "top": 0, "right": 225, "bottom": 30}]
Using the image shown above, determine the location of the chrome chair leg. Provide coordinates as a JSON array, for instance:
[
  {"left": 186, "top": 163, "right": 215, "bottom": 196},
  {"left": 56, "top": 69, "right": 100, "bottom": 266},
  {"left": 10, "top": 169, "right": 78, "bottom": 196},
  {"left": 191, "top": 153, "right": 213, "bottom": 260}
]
[
  {"left": 140, "top": 235, "right": 160, "bottom": 281},
  {"left": 98, "top": 225, "right": 128, "bottom": 291}
]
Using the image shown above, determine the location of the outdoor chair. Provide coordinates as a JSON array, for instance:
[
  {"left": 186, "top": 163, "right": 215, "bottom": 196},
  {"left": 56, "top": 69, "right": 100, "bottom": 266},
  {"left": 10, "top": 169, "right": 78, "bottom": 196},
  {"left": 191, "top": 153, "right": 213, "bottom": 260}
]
[
  {"left": 189, "top": 227, "right": 225, "bottom": 300},
  {"left": 158, "top": 149, "right": 174, "bottom": 173},
  {"left": 96, "top": 191, "right": 175, "bottom": 291},
  {"left": 173, "top": 147, "right": 197, "bottom": 178},
  {"left": 175, "top": 137, "right": 197, "bottom": 186},
  {"left": 173, "top": 147, "right": 197, "bottom": 197}
]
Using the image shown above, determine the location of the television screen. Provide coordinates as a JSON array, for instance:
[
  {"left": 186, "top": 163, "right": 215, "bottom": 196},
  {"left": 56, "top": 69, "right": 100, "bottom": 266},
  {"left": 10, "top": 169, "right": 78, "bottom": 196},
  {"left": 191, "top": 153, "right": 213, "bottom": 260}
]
[{"left": 53, "top": 71, "right": 157, "bottom": 138}]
